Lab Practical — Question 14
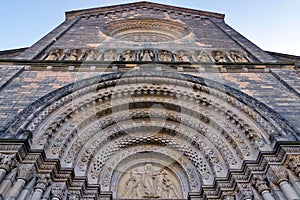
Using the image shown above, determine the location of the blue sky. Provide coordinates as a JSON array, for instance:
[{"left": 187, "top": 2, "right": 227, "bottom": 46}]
[{"left": 1, "top": 0, "right": 300, "bottom": 55}]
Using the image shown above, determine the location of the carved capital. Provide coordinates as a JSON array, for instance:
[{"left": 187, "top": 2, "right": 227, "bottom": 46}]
[
  {"left": 238, "top": 184, "right": 254, "bottom": 200},
  {"left": 286, "top": 155, "right": 300, "bottom": 177},
  {"left": 0, "top": 153, "right": 18, "bottom": 173},
  {"left": 51, "top": 182, "right": 66, "bottom": 200},
  {"left": 35, "top": 174, "right": 51, "bottom": 191},
  {"left": 252, "top": 175, "right": 270, "bottom": 193},
  {"left": 17, "top": 164, "right": 36, "bottom": 182},
  {"left": 268, "top": 166, "right": 289, "bottom": 185}
]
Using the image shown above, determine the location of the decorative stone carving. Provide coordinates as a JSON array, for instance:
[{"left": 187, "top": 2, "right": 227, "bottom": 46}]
[
  {"left": 268, "top": 166, "right": 289, "bottom": 185},
  {"left": 237, "top": 184, "right": 254, "bottom": 200},
  {"left": 103, "top": 50, "right": 118, "bottom": 61},
  {"left": 51, "top": 182, "right": 66, "bottom": 200},
  {"left": 65, "top": 49, "right": 82, "bottom": 61},
  {"left": 101, "top": 18, "right": 191, "bottom": 42},
  {"left": 196, "top": 51, "right": 211, "bottom": 62},
  {"left": 286, "top": 155, "right": 300, "bottom": 177},
  {"left": 140, "top": 50, "right": 154, "bottom": 61},
  {"left": 175, "top": 51, "right": 190, "bottom": 62},
  {"left": 118, "top": 164, "right": 182, "bottom": 199},
  {"left": 229, "top": 51, "right": 248, "bottom": 62},
  {"left": 122, "top": 50, "right": 136, "bottom": 61},
  {"left": 17, "top": 164, "right": 36, "bottom": 182},
  {"left": 213, "top": 51, "right": 227, "bottom": 62},
  {"left": 252, "top": 175, "right": 270, "bottom": 193},
  {"left": 35, "top": 174, "right": 51, "bottom": 191},
  {"left": 158, "top": 50, "right": 173, "bottom": 61},
  {"left": 85, "top": 49, "right": 100, "bottom": 61},
  {"left": 0, "top": 153, "right": 18, "bottom": 173},
  {"left": 44, "top": 48, "right": 63, "bottom": 60},
  {"left": 67, "top": 192, "right": 80, "bottom": 200}
]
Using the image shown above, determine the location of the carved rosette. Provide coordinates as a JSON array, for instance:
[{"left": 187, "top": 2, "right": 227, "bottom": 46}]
[
  {"left": 51, "top": 182, "right": 66, "bottom": 199},
  {"left": 17, "top": 164, "right": 36, "bottom": 182},
  {"left": 35, "top": 174, "right": 51, "bottom": 191},
  {"left": 0, "top": 153, "right": 18, "bottom": 173},
  {"left": 286, "top": 155, "right": 300, "bottom": 177},
  {"left": 252, "top": 175, "right": 270, "bottom": 193}
]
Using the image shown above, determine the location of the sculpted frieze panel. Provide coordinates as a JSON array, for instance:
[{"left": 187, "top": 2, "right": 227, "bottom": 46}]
[{"left": 118, "top": 164, "right": 183, "bottom": 199}]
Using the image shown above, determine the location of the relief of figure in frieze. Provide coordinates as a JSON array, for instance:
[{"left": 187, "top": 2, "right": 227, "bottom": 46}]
[
  {"left": 103, "top": 50, "right": 118, "bottom": 61},
  {"left": 119, "top": 164, "right": 181, "bottom": 199},
  {"left": 196, "top": 51, "right": 211, "bottom": 62},
  {"left": 213, "top": 51, "right": 227, "bottom": 62},
  {"left": 65, "top": 49, "right": 82, "bottom": 61},
  {"left": 122, "top": 50, "right": 136, "bottom": 61},
  {"left": 85, "top": 49, "right": 100, "bottom": 61},
  {"left": 44, "top": 48, "right": 63, "bottom": 60},
  {"left": 175, "top": 51, "right": 190, "bottom": 62},
  {"left": 140, "top": 50, "right": 154, "bottom": 61},
  {"left": 158, "top": 50, "right": 173, "bottom": 62},
  {"left": 229, "top": 51, "right": 248, "bottom": 62}
]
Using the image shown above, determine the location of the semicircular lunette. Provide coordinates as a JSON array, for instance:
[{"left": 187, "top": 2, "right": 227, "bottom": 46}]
[{"left": 101, "top": 18, "right": 191, "bottom": 42}]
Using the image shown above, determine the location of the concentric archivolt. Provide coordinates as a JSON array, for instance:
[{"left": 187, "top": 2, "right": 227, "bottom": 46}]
[{"left": 5, "top": 71, "right": 297, "bottom": 197}]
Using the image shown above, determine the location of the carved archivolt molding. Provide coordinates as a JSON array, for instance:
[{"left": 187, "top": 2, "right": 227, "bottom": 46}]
[{"left": 2, "top": 71, "right": 298, "bottom": 199}]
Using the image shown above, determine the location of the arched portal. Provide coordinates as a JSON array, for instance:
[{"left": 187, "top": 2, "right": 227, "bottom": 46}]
[{"left": 3, "top": 71, "right": 297, "bottom": 199}]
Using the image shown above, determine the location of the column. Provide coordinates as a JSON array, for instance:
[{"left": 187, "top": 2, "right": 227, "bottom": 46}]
[
  {"left": 0, "top": 154, "right": 17, "bottom": 183},
  {"left": 269, "top": 166, "right": 300, "bottom": 200},
  {"left": 50, "top": 182, "right": 66, "bottom": 200},
  {"left": 6, "top": 164, "right": 36, "bottom": 199},
  {"left": 31, "top": 174, "right": 51, "bottom": 200},
  {"left": 252, "top": 175, "right": 275, "bottom": 200}
]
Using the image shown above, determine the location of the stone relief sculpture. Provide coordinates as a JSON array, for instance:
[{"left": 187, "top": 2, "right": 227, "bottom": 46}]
[
  {"left": 122, "top": 50, "right": 136, "bottom": 61},
  {"left": 175, "top": 51, "right": 190, "bottom": 62},
  {"left": 158, "top": 50, "right": 173, "bottom": 62},
  {"left": 196, "top": 51, "right": 211, "bottom": 62},
  {"left": 229, "top": 51, "right": 248, "bottom": 62},
  {"left": 119, "top": 164, "right": 181, "bottom": 199},
  {"left": 65, "top": 49, "right": 82, "bottom": 61},
  {"left": 44, "top": 48, "right": 63, "bottom": 60},
  {"left": 85, "top": 49, "right": 100, "bottom": 61},
  {"left": 213, "top": 51, "right": 227, "bottom": 62},
  {"left": 103, "top": 50, "right": 118, "bottom": 61},
  {"left": 140, "top": 50, "right": 154, "bottom": 61}
]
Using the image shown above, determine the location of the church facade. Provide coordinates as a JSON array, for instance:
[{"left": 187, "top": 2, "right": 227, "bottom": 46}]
[{"left": 0, "top": 2, "right": 299, "bottom": 200}]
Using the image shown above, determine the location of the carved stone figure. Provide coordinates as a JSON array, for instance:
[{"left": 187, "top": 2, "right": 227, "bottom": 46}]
[
  {"left": 103, "top": 50, "right": 118, "bottom": 61},
  {"left": 0, "top": 153, "right": 18, "bottom": 173},
  {"left": 85, "top": 49, "right": 99, "bottom": 61},
  {"left": 159, "top": 51, "right": 172, "bottom": 62},
  {"left": 140, "top": 50, "right": 154, "bottom": 61},
  {"left": 176, "top": 51, "right": 190, "bottom": 62},
  {"left": 51, "top": 182, "right": 66, "bottom": 199},
  {"left": 65, "top": 49, "right": 82, "bottom": 61},
  {"left": 122, "top": 50, "right": 136, "bottom": 61},
  {"left": 196, "top": 51, "right": 211, "bottom": 62},
  {"left": 119, "top": 164, "right": 182, "bottom": 199},
  {"left": 45, "top": 48, "right": 63, "bottom": 60},
  {"left": 230, "top": 51, "right": 248, "bottom": 62},
  {"left": 121, "top": 170, "right": 143, "bottom": 198},
  {"left": 213, "top": 51, "right": 227, "bottom": 62}
]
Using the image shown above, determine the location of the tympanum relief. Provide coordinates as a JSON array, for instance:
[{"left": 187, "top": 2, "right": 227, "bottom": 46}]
[{"left": 117, "top": 164, "right": 182, "bottom": 199}]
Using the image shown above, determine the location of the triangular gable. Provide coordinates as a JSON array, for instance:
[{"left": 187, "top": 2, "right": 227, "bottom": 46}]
[{"left": 65, "top": 1, "right": 224, "bottom": 20}]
